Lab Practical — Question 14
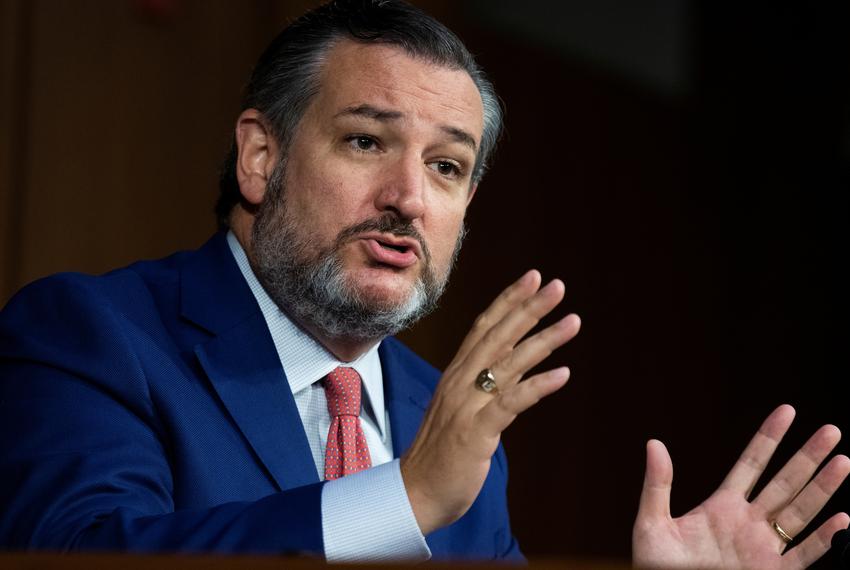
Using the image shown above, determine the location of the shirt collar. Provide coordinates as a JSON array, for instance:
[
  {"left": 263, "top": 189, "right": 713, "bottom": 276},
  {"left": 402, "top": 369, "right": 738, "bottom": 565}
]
[{"left": 226, "top": 231, "right": 386, "bottom": 437}]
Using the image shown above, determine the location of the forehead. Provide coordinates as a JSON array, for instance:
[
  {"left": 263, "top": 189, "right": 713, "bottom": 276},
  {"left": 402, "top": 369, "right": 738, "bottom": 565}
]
[{"left": 312, "top": 40, "right": 484, "bottom": 144}]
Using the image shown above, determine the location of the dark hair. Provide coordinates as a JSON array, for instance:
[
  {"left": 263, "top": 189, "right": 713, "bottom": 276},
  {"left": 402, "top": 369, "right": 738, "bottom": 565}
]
[{"left": 215, "top": 0, "right": 503, "bottom": 229}]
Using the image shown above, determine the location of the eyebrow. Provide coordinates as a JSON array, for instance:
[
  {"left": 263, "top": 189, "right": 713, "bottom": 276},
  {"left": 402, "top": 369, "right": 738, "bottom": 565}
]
[
  {"left": 441, "top": 126, "right": 477, "bottom": 152},
  {"left": 334, "top": 104, "right": 478, "bottom": 151},
  {"left": 335, "top": 104, "right": 403, "bottom": 122}
]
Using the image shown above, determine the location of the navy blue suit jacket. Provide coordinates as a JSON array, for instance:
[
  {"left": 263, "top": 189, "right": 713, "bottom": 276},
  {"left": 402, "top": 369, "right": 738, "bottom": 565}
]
[{"left": 0, "top": 233, "right": 521, "bottom": 560}]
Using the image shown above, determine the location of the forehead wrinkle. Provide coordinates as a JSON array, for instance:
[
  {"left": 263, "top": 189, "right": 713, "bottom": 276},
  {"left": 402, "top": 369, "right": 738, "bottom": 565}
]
[
  {"left": 386, "top": 81, "right": 480, "bottom": 121},
  {"left": 320, "top": 42, "right": 483, "bottom": 146},
  {"left": 333, "top": 89, "right": 481, "bottom": 150},
  {"left": 369, "top": 83, "right": 483, "bottom": 148}
]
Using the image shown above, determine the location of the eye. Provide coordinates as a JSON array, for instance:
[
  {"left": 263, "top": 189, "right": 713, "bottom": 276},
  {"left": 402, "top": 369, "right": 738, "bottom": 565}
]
[
  {"left": 346, "top": 135, "right": 379, "bottom": 152},
  {"left": 429, "top": 160, "right": 463, "bottom": 179}
]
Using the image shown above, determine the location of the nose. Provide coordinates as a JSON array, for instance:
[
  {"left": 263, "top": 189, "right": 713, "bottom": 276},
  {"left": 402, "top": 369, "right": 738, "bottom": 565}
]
[{"left": 373, "top": 153, "right": 426, "bottom": 221}]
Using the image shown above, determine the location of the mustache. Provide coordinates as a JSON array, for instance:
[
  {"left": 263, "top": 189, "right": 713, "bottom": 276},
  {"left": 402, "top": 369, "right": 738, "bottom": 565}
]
[{"left": 335, "top": 215, "right": 431, "bottom": 263}]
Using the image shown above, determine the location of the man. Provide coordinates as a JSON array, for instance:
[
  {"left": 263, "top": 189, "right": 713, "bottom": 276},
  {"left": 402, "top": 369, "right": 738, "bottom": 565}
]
[{"left": 0, "top": 0, "right": 847, "bottom": 566}]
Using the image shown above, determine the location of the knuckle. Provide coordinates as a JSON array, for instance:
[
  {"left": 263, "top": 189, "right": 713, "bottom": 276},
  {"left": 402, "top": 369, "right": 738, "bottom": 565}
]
[
  {"left": 520, "top": 294, "right": 548, "bottom": 320},
  {"left": 496, "top": 350, "right": 517, "bottom": 372},
  {"left": 489, "top": 345, "right": 513, "bottom": 364},
  {"left": 495, "top": 392, "right": 519, "bottom": 415},
  {"left": 809, "top": 474, "right": 832, "bottom": 499},
  {"left": 472, "top": 312, "right": 490, "bottom": 332},
  {"left": 536, "top": 342, "right": 555, "bottom": 360},
  {"left": 519, "top": 294, "right": 538, "bottom": 313},
  {"left": 480, "top": 326, "right": 501, "bottom": 348},
  {"left": 784, "top": 501, "right": 806, "bottom": 526},
  {"left": 740, "top": 453, "right": 768, "bottom": 473},
  {"left": 772, "top": 475, "right": 796, "bottom": 497}
]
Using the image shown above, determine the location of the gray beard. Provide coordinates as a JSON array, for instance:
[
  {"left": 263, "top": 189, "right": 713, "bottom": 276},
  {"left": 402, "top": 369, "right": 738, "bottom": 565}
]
[{"left": 250, "top": 158, "right": 466, "bottom": 344}]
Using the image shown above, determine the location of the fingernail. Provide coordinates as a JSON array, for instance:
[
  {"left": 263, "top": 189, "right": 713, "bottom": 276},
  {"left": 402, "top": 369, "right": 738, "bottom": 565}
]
[
  {"left": 559, "top": 313, "right": 580, "bottom": 328},
  {"left": 543, "top": 278, "right": 564, "bottom": 293},
  {"left": 520, "top": 269, "right": 539, "bottom": 285}
]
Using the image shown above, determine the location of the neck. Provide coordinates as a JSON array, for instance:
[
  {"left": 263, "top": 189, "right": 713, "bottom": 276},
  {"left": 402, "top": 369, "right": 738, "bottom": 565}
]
[{"left": 290, "top": 318, "right": 377, "bottom": 363}]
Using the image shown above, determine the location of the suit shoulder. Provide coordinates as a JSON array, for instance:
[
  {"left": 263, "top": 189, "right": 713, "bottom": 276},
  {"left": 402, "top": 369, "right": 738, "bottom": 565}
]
[
  {"left": 4, "top": 265, "right": 159, "bottom": 318},
  {"left": 3, "top": 271, "right": 117, "bottom": 318},
  {"left": 0, "top": 244, "right": 198, "bottom": 357},
  {"left": 0, "top": 271, "right": 133, "bottom": 351},
  {"left": 2, "top": 241, "right": 204, "bottom": 319}
]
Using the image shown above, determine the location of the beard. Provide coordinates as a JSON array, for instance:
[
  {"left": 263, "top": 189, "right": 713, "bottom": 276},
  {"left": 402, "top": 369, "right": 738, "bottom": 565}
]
[{"left": 250, "top": 158, "right": 466, "bottom": 344}]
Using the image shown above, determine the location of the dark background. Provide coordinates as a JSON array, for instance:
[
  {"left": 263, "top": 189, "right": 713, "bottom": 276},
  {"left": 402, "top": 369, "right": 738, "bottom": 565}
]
[{"left": 1, "top": 0, "right": 848, "bottom": 565}]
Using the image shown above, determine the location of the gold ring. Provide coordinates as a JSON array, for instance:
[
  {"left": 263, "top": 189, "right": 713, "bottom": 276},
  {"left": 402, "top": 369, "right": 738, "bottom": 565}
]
[
  {"left": 475, "top": 368, "right": 499, "bottom": 394},
  {"left": 771, "top": 520, "right": 793, "bottom": 544}
]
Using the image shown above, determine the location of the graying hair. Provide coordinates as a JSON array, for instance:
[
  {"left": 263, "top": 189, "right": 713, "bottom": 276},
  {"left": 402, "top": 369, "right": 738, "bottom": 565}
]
[{"left": 216, "top": 0, "right": 503, "bottom": 228}]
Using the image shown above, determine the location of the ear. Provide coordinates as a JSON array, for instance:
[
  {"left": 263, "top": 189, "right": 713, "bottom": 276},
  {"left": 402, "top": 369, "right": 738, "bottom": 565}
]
[
  {"left": 235, "top": 108, "right": 279, "bottom": 206},
  {"left": 466, "top": 182, "right": 479, "bottom": 207}
]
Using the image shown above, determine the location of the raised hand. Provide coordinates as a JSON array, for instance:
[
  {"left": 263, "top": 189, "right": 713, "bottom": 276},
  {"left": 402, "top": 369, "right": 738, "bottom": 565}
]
[
  {"left": 633, "top": 405, "right": 850, "bottom": 569},
  {"left": 401, "top": 270, "right": 581, "bottom": 535}
]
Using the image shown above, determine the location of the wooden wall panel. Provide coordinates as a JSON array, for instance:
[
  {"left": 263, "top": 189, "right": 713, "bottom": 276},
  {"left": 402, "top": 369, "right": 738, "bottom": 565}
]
[
  {"left": 2, "top": 0, "right": 313, "bottom": 301},
  {"left": 0, "top": 0, "right": 29, "bottom": 301}
]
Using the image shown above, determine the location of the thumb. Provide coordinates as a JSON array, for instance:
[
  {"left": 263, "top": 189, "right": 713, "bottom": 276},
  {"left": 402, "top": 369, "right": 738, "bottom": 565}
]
[{"left": 637, "top": 439, "right": 673, "bottom": 522}]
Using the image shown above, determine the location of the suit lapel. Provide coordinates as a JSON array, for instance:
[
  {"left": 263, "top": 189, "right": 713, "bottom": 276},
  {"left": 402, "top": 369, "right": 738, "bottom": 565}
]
[
  {"left": 181, "top": 233, "right": 319, "bottom": 491},
  {"left": 381, "top": 340, "right": 461, "bottom": 557},
  {"left": 379, "top": 340, "right": 434, "bottom": 458}
]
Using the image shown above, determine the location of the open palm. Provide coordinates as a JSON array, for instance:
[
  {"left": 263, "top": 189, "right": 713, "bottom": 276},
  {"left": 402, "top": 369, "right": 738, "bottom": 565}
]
[{"left": 633, "top": 405, "right": 850, "bottom": 569}]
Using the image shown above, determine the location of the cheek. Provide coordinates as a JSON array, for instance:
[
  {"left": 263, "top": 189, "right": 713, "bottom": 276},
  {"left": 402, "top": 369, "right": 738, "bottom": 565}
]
[
  {"left": 286, "top": 165, "right": 359, "bottom": 237},
  {"left": 426, "top": 203, "right": 467, "bottom": 264},
  {"left": 320, "top": 177, "right": 375, "bottom": 230}
]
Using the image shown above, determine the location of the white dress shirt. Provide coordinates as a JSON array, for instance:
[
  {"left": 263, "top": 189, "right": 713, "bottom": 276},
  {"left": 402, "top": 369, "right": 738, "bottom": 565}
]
[{"left": 227, "top": 232, "right": 430, "bottom": 561}]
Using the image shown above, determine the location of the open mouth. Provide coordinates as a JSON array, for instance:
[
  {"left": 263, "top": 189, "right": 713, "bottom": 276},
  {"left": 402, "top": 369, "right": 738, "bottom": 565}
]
[
  {"left": 377, "top": 241, "right": 409, "bottom": 254},
  {"left": 362, "top": 237, "right": 419, "bottom": 268}
]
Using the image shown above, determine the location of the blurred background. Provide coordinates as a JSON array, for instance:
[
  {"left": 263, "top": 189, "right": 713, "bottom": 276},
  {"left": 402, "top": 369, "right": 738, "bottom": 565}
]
[{"left": 1, "top": 0, "right": 848, "bottom": 565}]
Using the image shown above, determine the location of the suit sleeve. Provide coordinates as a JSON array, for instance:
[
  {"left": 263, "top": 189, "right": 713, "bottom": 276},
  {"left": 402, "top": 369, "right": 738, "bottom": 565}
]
[
  {"left": 494, "top": 443, "right": 524, "bottom": 561},
  {"left": 0, "top": 275, "right": 325, "bottom": 555}
]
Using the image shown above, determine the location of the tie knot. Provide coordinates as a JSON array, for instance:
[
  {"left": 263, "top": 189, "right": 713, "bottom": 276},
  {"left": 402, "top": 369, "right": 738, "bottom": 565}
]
[{"left": 324, "top": 366, "right": 362, "bottom": 417}]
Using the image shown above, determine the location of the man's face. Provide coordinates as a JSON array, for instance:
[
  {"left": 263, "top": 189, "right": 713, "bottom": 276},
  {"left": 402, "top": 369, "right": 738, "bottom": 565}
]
[{"left": 251, "top": 40, "right": 484, "bottom": 341}]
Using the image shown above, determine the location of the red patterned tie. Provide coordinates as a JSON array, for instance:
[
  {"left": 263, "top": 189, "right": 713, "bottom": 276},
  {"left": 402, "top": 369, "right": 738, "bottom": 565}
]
[{"left": 323, "top": 367, "right": 372, "bottom": 480}]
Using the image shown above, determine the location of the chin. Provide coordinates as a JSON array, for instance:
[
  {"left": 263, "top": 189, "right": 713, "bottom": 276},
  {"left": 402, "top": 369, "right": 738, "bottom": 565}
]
[
  {"left": 353, "top": 281, "right": 417, "bottom": 311},
  {"left": 347, "top": 265, "right": 418, "bottom": 299}
]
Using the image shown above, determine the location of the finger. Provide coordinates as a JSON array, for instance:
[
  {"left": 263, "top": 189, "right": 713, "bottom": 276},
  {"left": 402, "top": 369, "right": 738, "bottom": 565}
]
[
  {"left": 636, "top": 439, "right": 673, "bottom": 522},
  {"left": 780, "top": 512, "right": 850, "bottom": 570},
  {"left": 473, "top": 367, "right": 570, "bottom": 436},
  {"left": 454, "top": 270, "right": 541, "bottom": 363},
  {"left": 463, "top": 278, "right": 566, "bottom": 375},
  {"left": 775, "top": 454, "right": 850, "bottom": 538},
  {"left": 719, "top": 404, "right": 796, "bottom": 496},
  {"left": 753, "top": 425, "right": 842, "bottom": 515},
  {"left": 491, "top": 313, "right": 581, "bottom": 389}
]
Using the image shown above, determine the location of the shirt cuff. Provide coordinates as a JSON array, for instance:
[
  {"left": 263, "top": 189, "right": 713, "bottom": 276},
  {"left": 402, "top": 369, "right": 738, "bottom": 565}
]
[{"left": 321, "top": 458, "right": 431, "bottom": 562}]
